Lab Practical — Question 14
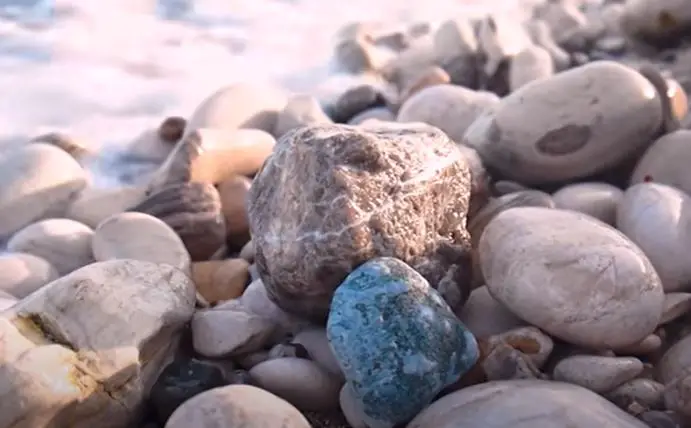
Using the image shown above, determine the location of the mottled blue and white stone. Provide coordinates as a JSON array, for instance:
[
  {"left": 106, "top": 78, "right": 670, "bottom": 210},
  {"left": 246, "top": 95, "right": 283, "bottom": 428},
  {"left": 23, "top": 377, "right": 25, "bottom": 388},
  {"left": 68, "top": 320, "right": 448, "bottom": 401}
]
[{"left": 327, "top": 257, "right": 479, "bottom": 427}]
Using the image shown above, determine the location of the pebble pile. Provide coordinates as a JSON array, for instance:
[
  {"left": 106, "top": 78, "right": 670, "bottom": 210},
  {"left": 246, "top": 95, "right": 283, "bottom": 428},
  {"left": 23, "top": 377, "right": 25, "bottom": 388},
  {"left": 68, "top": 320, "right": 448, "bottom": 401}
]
[{"left": 2, "top": 0, "right": 691, "bottom": 427}]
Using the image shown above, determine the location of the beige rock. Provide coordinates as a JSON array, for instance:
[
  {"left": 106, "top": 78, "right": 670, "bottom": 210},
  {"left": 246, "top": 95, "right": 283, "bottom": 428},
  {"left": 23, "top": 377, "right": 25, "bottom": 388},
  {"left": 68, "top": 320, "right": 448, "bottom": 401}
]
[
  {"left": 7, "top": 218, "right": 93, "bottom": 276},
  {"left": 658, "top": 334, "right": 691, "bottom": 385},
  {"left": 249, "top": 357, "right": 342, "bottom": 412},
  {"left": 523, "top": 19, "right": 571, "bottom": 71},
  {"left": 340, "top": 383, "right": 368, "bottom": 428},
  {"left": 480, "top": 207, "right": 664, "bottom": 349},
  {"left": 400, "top": 66, "right": 450, "bottom": 103},
  {"left": 92, "top": 212, "right": 191, "bottom": 275},
  {"left": 0, "top": 253, "right": 58, "bottom": 299},
  {"left": 456, "top": 286, "right": 525, "bottom": 339},
  {"left": 348, "top": 107, "right": 395, "bottom": 125},
  {"left": 553, "top": 355, "right": 644, "bottom": 393},
  {"left": 406, "top": 380, "right": 648, "bottom": 428},
  {"left": 381, "top": 41, "right": 438, "bottom": 92},
  {"left": 191, "top": 307, "right": 275, "bottom": 357},
  {"left": 508, "top": 44, "right": 554, "bottom": 92},
  {"left": 661, "top": 293, "right": 691, "bottom": 325},
  {"left": 617, "top": 183, "right": 691, "bottom": 293},
  {"left": 216, "top": 279, "right": 309, "bottom": 335},
  {"left": 0, "top": 143, "right": 88, "bottom": 237},
  {"left": 334, "top": 37, "right": 391, "bottom": 74},
  {"left": 631, "top": 130, "right": 691, "bottom": 195},
  {"left": 274, "top": 94, "right": 333, "bottom": 138},
  {"left": 552, "top": 182, "right": 623, "bottom": 225},
  {"left": 535, "top": 0, "right": 589, "bottom": 46},
  {"left": 165, "top": 384, "right": 311, "bottom": 428},
  {"left": 239, "top": 239, "right": 255, "bottom": 263},
  {"left": 465, "top": 61, "right": 663, "bottom": 186},
  {"left": 30, "top": 132, "right": 93, "bottom": 163},
  {"left": 0, "top": 290, "right": 17, "bottom": 311},
  {"left": 218, "top": 175, "right": 251, "bottom": 245},
  {"left": 184, "top": 83, "right": 287, "bottom": 137},
  {"left": 0, "top": 259, "right": 195, "bottom": 428},
  {"left": 65, "top": 185, "right": 148, "bottom": 229},
  {"left": 620, "top": 0, "right": 691, "bottom": 45},
  {"left": 149, "top": 128, "right": 275, "bottom": 190},
  {"left": 124, "top": 129, "right": 175, "bottom": 163},
  {"left": 617, "top": 334, "right": 663, "bottom": 356},
  {"left": 397, "top": 84, "right": 499, "bottom": 143},
  {"left": 130, "top": 182, "right": 225, "bottom": 262},
  {"left": 192, "top": 259, "right": 249, "bottom": 304},
  {"left": 292, "top": 327, "right": 344, "bottom": 379},
  {"left": 477, "top": 15, "right": 532, "bottom": 76},
  {"left": 433, "top": 18, "right": 478, "bottom": 63}
]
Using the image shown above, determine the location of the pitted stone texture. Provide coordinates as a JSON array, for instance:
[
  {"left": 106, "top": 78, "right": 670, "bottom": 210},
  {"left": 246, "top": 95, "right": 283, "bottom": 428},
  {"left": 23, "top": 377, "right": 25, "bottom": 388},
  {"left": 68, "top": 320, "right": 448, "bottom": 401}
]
[{"left": 248, "top": 123, "right": 473, "bottom": 321}]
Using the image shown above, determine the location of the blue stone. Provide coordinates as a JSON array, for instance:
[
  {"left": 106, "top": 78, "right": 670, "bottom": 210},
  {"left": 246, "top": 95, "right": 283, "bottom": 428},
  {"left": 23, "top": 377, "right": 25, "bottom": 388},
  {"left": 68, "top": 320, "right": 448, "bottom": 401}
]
[{"left": 326, "top": 257, "right": 479, "bottom": 427}]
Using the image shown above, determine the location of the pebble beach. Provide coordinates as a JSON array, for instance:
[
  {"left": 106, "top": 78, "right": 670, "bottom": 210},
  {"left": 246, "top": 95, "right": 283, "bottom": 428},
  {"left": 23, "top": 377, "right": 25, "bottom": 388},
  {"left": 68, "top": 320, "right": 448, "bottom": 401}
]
[{"left": 2, "top": 0, "right": 691, "bottom": 427}]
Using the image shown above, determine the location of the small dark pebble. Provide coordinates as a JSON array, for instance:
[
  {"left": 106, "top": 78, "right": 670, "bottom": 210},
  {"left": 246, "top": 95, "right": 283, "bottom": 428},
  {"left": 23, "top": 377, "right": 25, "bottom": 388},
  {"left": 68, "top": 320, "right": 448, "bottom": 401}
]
[
  {"left": 149, "top": 357, "right": 226, "bottom": 425},
  {"left": 331, "top": 85, "right": 387, "bottom": 123}
]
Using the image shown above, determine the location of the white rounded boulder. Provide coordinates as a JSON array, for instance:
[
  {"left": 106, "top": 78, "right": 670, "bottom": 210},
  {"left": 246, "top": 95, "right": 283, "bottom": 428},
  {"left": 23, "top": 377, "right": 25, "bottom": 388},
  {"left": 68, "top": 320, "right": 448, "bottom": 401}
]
[{"left": 479, "top": 207, "right": 663, "bottom": 349}]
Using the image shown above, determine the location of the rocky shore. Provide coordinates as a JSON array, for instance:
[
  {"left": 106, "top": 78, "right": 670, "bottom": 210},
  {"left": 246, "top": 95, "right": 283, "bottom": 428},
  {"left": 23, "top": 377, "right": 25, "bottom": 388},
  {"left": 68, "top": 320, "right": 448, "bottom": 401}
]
[{"left": 2, "top": 0, "right": 691, "bottom": 427}]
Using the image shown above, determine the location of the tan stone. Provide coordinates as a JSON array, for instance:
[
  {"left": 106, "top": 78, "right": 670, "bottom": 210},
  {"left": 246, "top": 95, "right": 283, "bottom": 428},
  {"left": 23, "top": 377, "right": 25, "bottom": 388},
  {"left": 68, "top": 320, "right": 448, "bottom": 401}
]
[
  {"left": 192, "top": 258, "right": 250, "bottom": 303},
  {"left": 218, "top": 175, "right": 251, "bottom": 244}
]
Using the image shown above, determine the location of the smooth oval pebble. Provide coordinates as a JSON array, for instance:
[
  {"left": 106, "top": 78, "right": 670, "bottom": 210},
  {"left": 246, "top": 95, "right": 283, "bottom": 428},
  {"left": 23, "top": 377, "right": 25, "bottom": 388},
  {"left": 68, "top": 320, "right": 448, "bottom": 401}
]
[
  {"left": 552, "top": 355, "right": 644, "bottom": 393},
  {"left": 164, "top": 384, "right": 311, "bottom": 428},
  {"left": 184, "top": 83, "right": 287, "bottom": 138},
  {"left": 292, "top": 327, "right": 344, "bottom": 379},
  {"left": 93, "top": 212, "right": 191, "bottom": 275},
  {"left": 508, "top": 44, "right": 555, "bottom": 92},
  {"left": 552, "top": 182, "right": 623, "bottom": 225},
  {"left": 480, "top": 207, "right": 664, "bottom": 349},
  {"left": 130, "top": 182, "right": 226, "bottom": 261},
  {"left": 406, "top": 380, "right": 648, "bottom": 427},
  {"left": 7, "top": 218, "right": 94, "bottom": 276},
  {"left": 616, "top": 183, "right": 691, "bottom": 293},
  {"left": 0, "top": 143, "right": 88, "bottom": 237},
  {"left": 274, "top": 94, "right": 332, "bottom": 138},
  {"left": 658, "top": 334, "right": 691, "bottom": 385},
  {"left": 249, "top": 357, "right": 342, "bottom": 412},
  {"left": 457, "top": 286, "right": 526, "bottom": 339},
  {"left": 464, "top": 61, "right": 663, "bottom": 185},
  {"left": 65, "top": 185, "right": 147, "bottom": 229},
  {"left": 217, "top": 175, "right": 251, "bottom": 245},
  {"left": 0, "top": 252, "right": 58, "bottom": 299},
  {"left": 397, "top": 84, "right": 499, "bottom": 142},
  {"left": 191, "top": 259, "right": 249, "bottom": 304},
  {"left": 630, "top": 130, "right": 691, "bottom": 195},
  {"left": 620, "top": 0, "right": 691, "bottom": 45},
  {"left": 661, "top": 293, "right": 691, "bottom": 325}
]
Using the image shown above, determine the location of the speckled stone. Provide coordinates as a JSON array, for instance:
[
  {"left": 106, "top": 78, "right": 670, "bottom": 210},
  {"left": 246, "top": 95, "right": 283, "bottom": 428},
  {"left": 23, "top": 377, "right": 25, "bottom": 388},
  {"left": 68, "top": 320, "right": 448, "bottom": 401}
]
[
  {"left": 327, "top": 257, "right": 479, "bottom": 428},
  {"left": 248, "top": 123, "right": 473, "bottom": 321}
]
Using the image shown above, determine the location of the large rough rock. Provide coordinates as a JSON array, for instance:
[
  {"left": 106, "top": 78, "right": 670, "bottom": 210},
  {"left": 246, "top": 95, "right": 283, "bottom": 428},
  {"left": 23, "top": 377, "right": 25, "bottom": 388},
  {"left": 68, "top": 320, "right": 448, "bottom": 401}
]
[
  {"left": 248, "top": 123, "right": 473, "bottom": 321},
  {"left": 0, "top": 259, "right": 196, "bottom": 428}
]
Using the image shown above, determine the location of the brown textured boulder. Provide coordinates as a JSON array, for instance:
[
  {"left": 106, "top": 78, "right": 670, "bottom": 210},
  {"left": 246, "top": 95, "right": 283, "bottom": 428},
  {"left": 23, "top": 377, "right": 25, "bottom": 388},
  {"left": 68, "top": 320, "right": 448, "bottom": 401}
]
[{"left": 248, "top": 123, "right": 473, "bottom": 321}]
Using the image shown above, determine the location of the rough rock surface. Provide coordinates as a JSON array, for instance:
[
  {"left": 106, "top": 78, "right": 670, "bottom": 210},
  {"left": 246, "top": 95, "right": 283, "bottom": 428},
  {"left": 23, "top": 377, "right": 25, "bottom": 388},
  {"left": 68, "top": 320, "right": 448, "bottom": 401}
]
[
  {"left": 248, "top": 123, "right": 473, "bottom": 320},
  {"left": 0, "top": 259, "right": 196, "bottom": 428}
]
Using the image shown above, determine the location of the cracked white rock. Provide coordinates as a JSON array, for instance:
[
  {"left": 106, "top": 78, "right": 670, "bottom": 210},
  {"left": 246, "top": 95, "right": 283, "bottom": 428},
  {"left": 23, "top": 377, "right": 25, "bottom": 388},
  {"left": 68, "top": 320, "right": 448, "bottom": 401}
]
[
  {"left": 480, "top": 207, "right": 664, "bottom": 349},
  {"left": 0, "top": 259, "right": 196, "bottom": 428}
]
